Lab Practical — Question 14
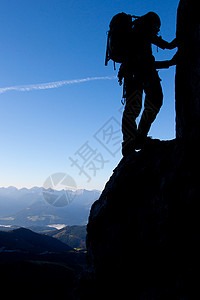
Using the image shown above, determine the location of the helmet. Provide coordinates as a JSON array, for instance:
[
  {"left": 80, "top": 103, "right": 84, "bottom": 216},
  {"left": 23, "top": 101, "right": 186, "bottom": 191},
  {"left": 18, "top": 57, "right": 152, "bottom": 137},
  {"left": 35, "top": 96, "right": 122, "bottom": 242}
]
[
  {"left": 141, "top": 12, "right": 161, "bottom": 35},
  {"left": 144, "top": 12, "right": 161, "bottom": 31},
  {"left": 133, "top": 11, "right": 161, "bottom": 35},
  {"left": 146, "top": 12, "right": 161, "bottom": 27}
]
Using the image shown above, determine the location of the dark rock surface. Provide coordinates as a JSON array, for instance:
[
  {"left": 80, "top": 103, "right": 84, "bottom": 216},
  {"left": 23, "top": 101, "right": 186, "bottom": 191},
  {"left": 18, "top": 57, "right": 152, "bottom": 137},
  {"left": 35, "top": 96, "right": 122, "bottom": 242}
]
[
  {"left": 85, "top": 140, "right": 200, "bottom": 299},
  {"left": 176, "top": 0, "right": 200, "bottom": 140}
]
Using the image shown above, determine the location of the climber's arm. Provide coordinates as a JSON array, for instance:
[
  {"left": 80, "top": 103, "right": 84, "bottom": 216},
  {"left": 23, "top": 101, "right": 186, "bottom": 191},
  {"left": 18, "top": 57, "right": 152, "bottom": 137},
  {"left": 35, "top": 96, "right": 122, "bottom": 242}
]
[
  {"left": 153, "top": 36, "right": 177, "bottom": 50},
  {"left": 155, "top": 60, "right": 171, "bottom": 69},
  {"left": 155, "top": 52, "right": 178, "bottom": 69},
  {"left": 166, "top": 38, "right": 177, "bottom": 49}
]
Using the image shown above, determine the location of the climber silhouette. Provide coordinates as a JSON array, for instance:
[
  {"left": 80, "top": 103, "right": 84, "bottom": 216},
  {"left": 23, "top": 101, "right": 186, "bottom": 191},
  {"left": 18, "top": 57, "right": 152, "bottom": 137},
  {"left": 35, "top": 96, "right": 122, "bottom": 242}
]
[{"left": 118, "top": 12, "right": 177, "bottom": 156}]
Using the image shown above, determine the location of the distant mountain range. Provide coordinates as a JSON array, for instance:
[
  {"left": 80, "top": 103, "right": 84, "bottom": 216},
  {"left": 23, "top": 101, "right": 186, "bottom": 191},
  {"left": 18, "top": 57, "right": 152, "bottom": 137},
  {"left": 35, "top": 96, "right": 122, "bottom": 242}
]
[{"left": 0, "top": 186, "right": 101, "bottom": 227}]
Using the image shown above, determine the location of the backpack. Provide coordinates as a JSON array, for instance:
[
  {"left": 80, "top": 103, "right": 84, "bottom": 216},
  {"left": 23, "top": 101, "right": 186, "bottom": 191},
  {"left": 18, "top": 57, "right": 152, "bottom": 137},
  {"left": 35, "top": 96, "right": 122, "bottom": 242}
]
[{"left": 105, "top": 13, "right": 138, "bottom": 69}]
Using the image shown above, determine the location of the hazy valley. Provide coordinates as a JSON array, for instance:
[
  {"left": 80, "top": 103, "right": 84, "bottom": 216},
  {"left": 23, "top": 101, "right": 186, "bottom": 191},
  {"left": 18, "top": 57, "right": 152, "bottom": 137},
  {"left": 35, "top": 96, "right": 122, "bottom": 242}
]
[{"left": 0, "top": 186, "right": 100, "bottom": 228}]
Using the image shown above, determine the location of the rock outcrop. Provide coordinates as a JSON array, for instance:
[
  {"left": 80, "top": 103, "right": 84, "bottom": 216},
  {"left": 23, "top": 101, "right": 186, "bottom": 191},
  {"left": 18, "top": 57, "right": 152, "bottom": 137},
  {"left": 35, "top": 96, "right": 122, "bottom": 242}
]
[
  {"left": 176, "top": 0, "right": 200, "bottom": 140},
  {"left": 85, "top": 140, "right": 200, "bottom": 299},
  {"left": 82, "top": 1, "right": 200, "bottom": 299}
]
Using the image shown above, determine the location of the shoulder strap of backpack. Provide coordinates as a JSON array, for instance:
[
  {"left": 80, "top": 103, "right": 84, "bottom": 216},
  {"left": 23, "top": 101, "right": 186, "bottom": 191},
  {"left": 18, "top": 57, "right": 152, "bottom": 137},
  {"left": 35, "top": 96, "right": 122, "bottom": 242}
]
[{"left": 105, "top": 31, "right": 110, "bottom": 66}]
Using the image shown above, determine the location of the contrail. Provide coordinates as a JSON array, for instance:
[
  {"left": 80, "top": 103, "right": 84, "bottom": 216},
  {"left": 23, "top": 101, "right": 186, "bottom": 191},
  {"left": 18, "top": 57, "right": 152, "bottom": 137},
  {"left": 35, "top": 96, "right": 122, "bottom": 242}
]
[{"left": 0, "top": 76, "right": 117, "bottom": 95}]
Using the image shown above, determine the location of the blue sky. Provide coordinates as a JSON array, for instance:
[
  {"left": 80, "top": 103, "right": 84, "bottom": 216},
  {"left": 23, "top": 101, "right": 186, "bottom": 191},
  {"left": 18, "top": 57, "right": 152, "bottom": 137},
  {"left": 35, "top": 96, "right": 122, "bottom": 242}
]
[{"left": 0, "top": 0, "right": 179, "bottom": 191}]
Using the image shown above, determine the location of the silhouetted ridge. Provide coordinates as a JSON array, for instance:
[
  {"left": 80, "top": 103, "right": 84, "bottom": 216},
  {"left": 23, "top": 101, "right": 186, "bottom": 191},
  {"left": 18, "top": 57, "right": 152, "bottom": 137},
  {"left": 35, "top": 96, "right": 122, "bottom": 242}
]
[{"left": 0, "top": 227, "right": 72, "bottom": 253}]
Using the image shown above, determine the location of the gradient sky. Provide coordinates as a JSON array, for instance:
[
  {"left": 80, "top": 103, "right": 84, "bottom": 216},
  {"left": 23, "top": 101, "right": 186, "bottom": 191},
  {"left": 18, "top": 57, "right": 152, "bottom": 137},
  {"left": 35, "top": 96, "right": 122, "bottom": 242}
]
[{"left": 0, "top": 0, "right": 179, "bottom": 191}]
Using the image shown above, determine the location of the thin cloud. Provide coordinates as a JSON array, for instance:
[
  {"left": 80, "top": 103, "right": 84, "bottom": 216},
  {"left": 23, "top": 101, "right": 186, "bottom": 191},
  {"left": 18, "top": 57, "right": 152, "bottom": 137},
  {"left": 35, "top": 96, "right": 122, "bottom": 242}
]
[{"left": 0, "top": 76, "right": 116, "bottom": 95}]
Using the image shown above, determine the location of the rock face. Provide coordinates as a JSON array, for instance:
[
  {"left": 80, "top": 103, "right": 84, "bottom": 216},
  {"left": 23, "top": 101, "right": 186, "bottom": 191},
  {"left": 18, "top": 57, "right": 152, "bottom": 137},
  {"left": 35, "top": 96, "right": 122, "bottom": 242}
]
[
  {"left": 83, "top": 1, "right": 200, "bottom": 299},
  {"left": 176, "top": 0, "right": 200, "bottom": 140},
  {"left": 85, "top": 140, "right": 200, "bottom": 299}
]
